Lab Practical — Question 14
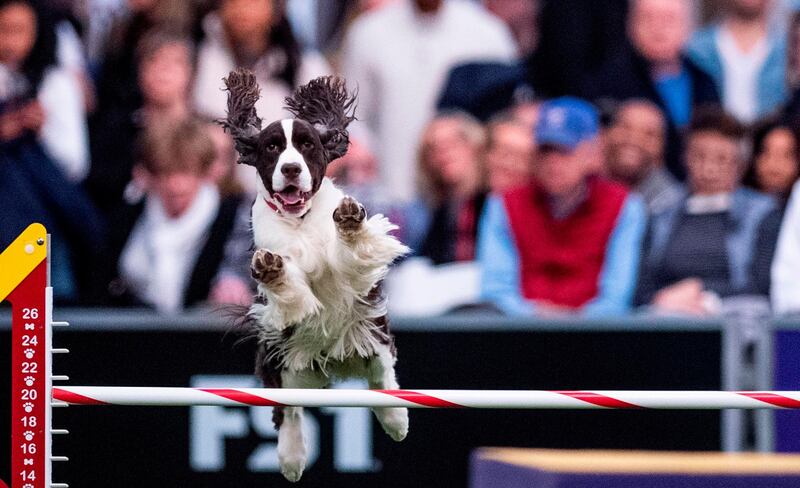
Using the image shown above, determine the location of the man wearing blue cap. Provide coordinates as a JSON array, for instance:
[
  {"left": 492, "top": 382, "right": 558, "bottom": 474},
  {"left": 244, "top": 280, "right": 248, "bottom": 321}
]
[{"left": 477, "top": 97, "right": 647, "bottom": 316}]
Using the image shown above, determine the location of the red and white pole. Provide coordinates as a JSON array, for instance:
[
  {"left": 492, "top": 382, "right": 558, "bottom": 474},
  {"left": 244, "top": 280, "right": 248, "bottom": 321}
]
[{"left": 49, "top": 386, "right": 800, "bottom": 410}]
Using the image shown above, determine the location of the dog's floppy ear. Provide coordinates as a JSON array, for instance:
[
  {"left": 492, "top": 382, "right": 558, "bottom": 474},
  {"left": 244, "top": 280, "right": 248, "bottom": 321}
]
[
  {"left": 284, "top": 76, "right": 356, "bottom": 162},
  {"left": 218, "top": 68, "right": 262, "bottom": 166}
]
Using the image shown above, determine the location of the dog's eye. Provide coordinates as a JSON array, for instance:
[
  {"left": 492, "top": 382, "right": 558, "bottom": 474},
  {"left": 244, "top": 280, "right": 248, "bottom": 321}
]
[
  {"left": 301, "top": 141, "right": 314, "bottom": 150},
  {"left": 267, "top": 143, "right": 278, "bottom": 152}
]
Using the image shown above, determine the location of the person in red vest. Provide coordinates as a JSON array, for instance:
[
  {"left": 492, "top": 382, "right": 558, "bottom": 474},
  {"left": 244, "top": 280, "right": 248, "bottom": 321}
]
[{"left": 477, "top": 97, "right": 647, "bottom": 316}]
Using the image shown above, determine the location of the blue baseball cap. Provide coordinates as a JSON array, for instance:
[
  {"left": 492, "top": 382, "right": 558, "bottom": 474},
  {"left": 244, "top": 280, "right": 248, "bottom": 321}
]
[{"left": 535, "top": 97, "right": 599, "bottom": 150}]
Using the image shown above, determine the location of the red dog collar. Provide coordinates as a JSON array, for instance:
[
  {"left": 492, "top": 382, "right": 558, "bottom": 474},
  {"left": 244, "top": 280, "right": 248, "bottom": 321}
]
[
  {"left": 264, "top": 197, "right": 308, "bottom": 219},
  {"left": 265, "top": 197, "right": 282, "bottom": 214}
]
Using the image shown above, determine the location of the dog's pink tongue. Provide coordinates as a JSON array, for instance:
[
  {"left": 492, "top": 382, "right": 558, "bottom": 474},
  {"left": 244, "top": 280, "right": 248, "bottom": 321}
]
[{"left": 279, "top": 189, "right": 303, "bottom": 204}]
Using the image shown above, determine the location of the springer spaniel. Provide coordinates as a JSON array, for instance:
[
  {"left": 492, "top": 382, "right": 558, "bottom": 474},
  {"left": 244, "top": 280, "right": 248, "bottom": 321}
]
[{"left": 221, "top": 68, "right": 409, "bottom": 482}]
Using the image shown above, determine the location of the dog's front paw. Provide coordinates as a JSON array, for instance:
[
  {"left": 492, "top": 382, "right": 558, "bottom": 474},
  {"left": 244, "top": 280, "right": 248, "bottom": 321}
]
[
  {"left": 333, "top": 196, "right": 366, "bottom": 236},
  {"left": 251, "top": 249, "right": 284, "bottom": 285}
]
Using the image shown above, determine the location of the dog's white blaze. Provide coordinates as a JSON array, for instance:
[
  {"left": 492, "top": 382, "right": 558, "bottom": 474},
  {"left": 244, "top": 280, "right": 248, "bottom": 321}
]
[{"left": 272, "top": 119, "right": 313, "bottom": 193}]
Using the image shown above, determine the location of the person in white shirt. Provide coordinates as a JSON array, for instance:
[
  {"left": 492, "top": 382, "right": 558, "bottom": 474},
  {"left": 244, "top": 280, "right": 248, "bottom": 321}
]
[
  {"left": 688, "top": 0, "right": 787, "bottom": 124},
  {"left": 772, "top": 181, "right": 800, "bottom": 315},
  {"left": 340, "top": 0, "right": 517, "bottom": 203},
  {"left": 98, "top": 118, "right": 244, "bottom": 313},
  {"left": 0, "top": 0, "right": 89, "bottom": 182}
]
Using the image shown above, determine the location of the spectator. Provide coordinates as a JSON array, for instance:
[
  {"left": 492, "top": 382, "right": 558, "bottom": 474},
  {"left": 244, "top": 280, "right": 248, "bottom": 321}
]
[
  {"left": 782, "top": 11, "right": 800, "bottom": 125},
  {"left": 341, "top": 0, "right": 517, "bottom": 203},
  {"left": 772, "top": 179, "right": 800, "bottom": 314},
  {"left": 94, "top": 118, "right": 243, "bottom": 313},
  {"left": 745, "top": 119, "right": 799, "bottom": 295},
  {"left": 529, "top": 0, "right": 629, "bottom": 98},
  {"left": 484, "top": 112, "right": 534, "bottom": 193},
  {"left": 745, "top": 119, "right": 800, "bottom": 202},
  {"left": 510, "top": 99, "right": 542, "bottom": 130},
  {"left": 582, "top": 0, "right": 720, "bottom": 179},
  {"left": 604, "top": 99, "right": 683, "bottom": 213},
  {"left": 193, "top": 0, "right": 329, "bottom": 123},
  {"left": 635, "top": 107, "right": 777, "bottom": 315},
  {"left": 404, "top": 111, "right": 488, "bottom": 264},
  {"left": 478, "top": 98, "right": 647, "bottom": 316},
  {"left": 94, "top": 0, "right": 193, "bottom": 117},
  {"left": 90, "top": 0, "right": 195, "bottom": 141},
  {"left": 205, "top": 119, "right": 245, "bottom": 198},
  {"left": 0, "top": 0, "right": 89, "bottom": 182},
  {"left": 314, "top": 0, "right": 399, "bottom": 57},
  {"left": 687, "top": 0, "right": 787, "bottom": 124},
  {"left": 49, "top": 3, "right": 97, "bottom": 115},
  {"left": 71, "top": 0, "right": 127, "bottom": 68},
  {"left": 0, "top": 0, "right": 103, "bottom": 302},
  {"left": 482, "top": 0, "right": 539, "bottom": 56},
  {"left": 87, "top": 28, "right": 194, "bottom": 215},
  {"left": 436, "top": 60, "right": 532, "bottom": 122}
]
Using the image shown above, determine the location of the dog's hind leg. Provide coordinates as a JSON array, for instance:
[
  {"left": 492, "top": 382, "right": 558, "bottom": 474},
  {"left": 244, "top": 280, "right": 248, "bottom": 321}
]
[
  {"left": 255, "top": 341, "right": 286, "bottom": 429},
  {"left": 277, "top": 368, "right": 328, "bottom": 482},
  {"left": 367, "top": 343, "right": 409, "bottom": 442}
]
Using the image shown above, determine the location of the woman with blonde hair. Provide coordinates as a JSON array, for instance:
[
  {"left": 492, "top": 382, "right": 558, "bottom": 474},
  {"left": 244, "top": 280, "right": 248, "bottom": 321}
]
[{"left": 404, "top": 110, "right": 488, "bottom": 264}]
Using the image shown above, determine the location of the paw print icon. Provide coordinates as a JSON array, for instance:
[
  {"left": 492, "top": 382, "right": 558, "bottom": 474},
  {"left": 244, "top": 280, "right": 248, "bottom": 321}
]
[
  {"left": 23, "top": 431, "right": 34, "bottom": 441},
  {"left": 24, "top": 348, "right": 35, "bottom": 359},
  {"left": 23, "top": 402, "right": 33, "bottom": 413},
  {"left": 24, "top": 376, "right": 35, "bottom": 386},
  {"left": 24, "top": 484, "right": 34, "bottom": 488}
]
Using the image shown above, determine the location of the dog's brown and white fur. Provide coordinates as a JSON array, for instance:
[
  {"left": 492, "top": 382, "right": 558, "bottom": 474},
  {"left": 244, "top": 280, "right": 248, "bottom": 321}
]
[{"left": 221, "top": 69, "right": 409, "bottom": 482}]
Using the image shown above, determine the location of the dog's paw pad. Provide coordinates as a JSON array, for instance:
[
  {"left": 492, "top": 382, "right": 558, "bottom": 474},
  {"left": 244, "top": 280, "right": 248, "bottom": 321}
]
[
  {"left": 333, "top": 196, "right": 366, "bottom": 234},
  {"left": 251, "top": 249, "right": 284, "bottom": 284}
]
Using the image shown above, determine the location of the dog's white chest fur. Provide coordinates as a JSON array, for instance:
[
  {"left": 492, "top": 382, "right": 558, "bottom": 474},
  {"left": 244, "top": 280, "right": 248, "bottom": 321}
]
[{"left": 250, "top": 178, "right": 407, "bottom": 373}]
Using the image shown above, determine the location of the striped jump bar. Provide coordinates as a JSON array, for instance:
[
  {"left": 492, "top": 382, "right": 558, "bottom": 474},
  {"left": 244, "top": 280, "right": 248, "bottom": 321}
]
[{"left": 51, "top": 387, "right": 800, "bottom": 410}]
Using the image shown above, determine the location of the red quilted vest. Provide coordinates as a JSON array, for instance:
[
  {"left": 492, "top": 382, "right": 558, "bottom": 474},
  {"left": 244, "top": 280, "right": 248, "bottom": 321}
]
[{"left": 502, "top": 177, "right": 628, "bottom": 308}]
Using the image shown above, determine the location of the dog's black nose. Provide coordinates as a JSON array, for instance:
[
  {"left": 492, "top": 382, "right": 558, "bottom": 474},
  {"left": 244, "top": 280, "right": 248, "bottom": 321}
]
[{"left": 281, "top": 163, "right": 302, "bottom": 178}]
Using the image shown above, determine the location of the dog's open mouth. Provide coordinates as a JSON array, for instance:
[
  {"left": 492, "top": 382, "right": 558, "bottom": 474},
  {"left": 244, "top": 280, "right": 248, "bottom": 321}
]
[{"left": 274, "top": 186, "right": 312, "bottom": 214}]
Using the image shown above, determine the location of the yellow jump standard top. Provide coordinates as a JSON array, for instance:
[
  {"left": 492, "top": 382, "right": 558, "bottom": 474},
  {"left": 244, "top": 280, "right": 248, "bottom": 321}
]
[{"left": 0, "top": 223, "right": 47, "bottom": 302}]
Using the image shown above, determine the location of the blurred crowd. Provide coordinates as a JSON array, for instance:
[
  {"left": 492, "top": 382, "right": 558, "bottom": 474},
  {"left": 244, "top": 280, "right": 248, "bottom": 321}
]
[{"left": 2, "top": 0, "right": 800, "bottom": 319}]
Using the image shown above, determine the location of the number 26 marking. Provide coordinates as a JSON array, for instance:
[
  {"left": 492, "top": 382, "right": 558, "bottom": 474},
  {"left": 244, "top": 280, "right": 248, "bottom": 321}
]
[{"left": 22, "top": 308, "right": 39, "bottom": 320}]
